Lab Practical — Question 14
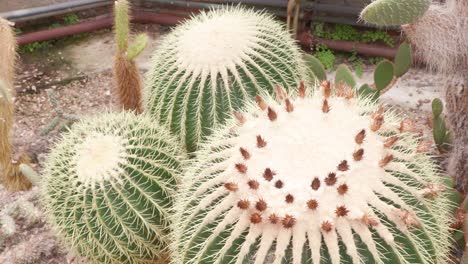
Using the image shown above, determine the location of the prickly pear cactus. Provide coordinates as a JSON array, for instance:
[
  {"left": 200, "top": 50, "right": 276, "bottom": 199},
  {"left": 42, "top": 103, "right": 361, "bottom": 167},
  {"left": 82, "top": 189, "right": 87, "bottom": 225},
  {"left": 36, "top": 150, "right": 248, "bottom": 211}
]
[
  {"left": 42, "top": 112, "right": 183, "bottom": 264},
  {"left": 360, "top": 0, "right": 431, "bottom": 26},
  {"left": 144, "top": 7, "right": 306, "bottom": 153},
  {"left": 172, "top": 82, "right": 453, "bottom": 264}
]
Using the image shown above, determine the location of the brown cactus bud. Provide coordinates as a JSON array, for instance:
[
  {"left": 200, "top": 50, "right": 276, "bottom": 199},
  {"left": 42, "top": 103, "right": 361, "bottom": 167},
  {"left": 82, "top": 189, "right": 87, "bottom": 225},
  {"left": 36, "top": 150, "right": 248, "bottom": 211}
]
[
  {"left": 248, "top": 180, "right": 259, "bottom": 190},
  {"left": 263, "top": 168, "right": 275, "bottom": 181},
  {"left": 353, "top": 148, "right": 364, "bottom": 161},
  {"left": 337, "top": 160, "right": 349, "bottom": 171},
  {"left": 422, "top": 184, "right": 444, "bottom": 198},
  {"left": 256, "top": 135, "right": 267, "bottom": 148},
  {"left": 321, "top": 221, "right": 333, "bottom": 232},
  {"left": 275, "top": 86, "right": 286, "bottom": 100},
  {"left": 337, "top": 184, "right": 348, "bottom": 195},
  {"left": 250, "top": 213, "right": 262, "bottom": 224},
  {"left": 269, "top": 214, "right": 279, "bottom": 224},
  {"left": 371, "top": 115, "right": 384, "bottom": 132},
  {"left": 298, "top": 81, "right": 306, "bottom": 98},
  {"left": 235, "top": 163, "right": 247, "bottom": 174},
  {"left": 322, "top": 80, "right": 331, "bottom": 98},
  {"left": 335, "top": 205, "right": 349, "bottom": 217},
  {"left": 237, "top": 200, "right": 250, "bottom": 210},
  {"left": 307, "top": 199, "right": 318, "bottom": 210},
  {"left": 285, "top": 194, "right": 294, "bottom": 203},
  {"left": 224, "top": 182, "right": 238, "bottom": 192},
  {"left": 275, "top": 180, "right": 284, "bottom": 189},
  {"left": 267, "top": 107, "right": 278, "bottom": 121},
  {"left": 399, "top": 118, "right": 415, "bottom": 133},
  {"left": 282, "top": 214, "right": 296, "bottom": 228},
  {"left": 362, "top": 213, "right": 379, "bottom": 227},
  {"left": 239, "top": 147, "right": 251, "bottom": 160},
  {"left": 355, "top": 129, "right": 366, "bottom": 144},
  {"left": 379, "top": 154, "right": 394, "bottom": 167},
  {"left": 384, "top": 136, "right": 399, "bottom": 148},
  {"left": 255, "top": 199, "right": 268, "bottom": 211},
  {"left": 322, "top": 99, "right": 330, "bottom": 113},
  {"left": 233, "top": 111, "right": 246, "bottom": 125},
  {"left": 285, "top": 98, "right": 294, "bottom": 113},
  {"left": 397, "top": 210, "right": 421, "bottom": 228},
  {"left": 311, "top": 178, "right": 321, "bottom": 190},
  {"left": 256, "top": 95, "right": 267, "bottom": 110},
  {"left": 325, "top": 172, "right": 337, "bottom": 186}
]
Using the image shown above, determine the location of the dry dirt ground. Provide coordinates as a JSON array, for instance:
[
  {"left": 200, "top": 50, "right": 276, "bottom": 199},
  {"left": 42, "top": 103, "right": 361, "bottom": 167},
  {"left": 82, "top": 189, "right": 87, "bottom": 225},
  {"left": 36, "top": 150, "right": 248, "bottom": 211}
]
[{"left": 0, "top": 24, "right": 452, "bottom": 263}]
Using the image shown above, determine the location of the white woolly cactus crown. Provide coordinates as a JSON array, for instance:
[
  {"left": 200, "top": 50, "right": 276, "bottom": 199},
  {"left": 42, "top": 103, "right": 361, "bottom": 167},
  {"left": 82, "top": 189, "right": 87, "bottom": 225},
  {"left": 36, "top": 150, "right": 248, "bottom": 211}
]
[
  {"left": 172, "top": 82, "right": 453, "bottom": 264},
  {"left": 144, "top": 6, "right": 307, "bottom": 153},
  {"left": 42, "top": 112, "right": 184, "bottom": 264}
]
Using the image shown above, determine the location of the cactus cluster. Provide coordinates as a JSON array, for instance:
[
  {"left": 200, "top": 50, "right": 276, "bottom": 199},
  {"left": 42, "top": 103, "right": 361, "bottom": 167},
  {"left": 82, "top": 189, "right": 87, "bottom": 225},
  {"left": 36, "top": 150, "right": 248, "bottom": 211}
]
[
  {"left": 360, "top": 0, "right": 431, "bottom": 26},
  {"left": 172, "top": 82, "right": 453, "bottom": 264},
  {"left": 332, "top": 42, "right": 412, "bottom": 101},
  {"left": 42, "top": 112, "right": 183, "bottom": 264},
  {"left": 144, "top": 6, "right": 306, "bottom": 152},
  {"left": 34, "top": 5, "right": 460, "bottom": 264}
]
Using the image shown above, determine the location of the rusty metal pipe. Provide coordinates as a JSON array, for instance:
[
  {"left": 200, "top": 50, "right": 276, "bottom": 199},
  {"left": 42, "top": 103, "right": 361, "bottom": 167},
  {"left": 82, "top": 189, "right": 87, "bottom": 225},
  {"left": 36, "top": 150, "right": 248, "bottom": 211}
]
[
  {"left": 17, "top": 11, "right": 188, "bottom": 46},
  {"left": 299, "top": 32, "right": 397, "bottom": 59}
]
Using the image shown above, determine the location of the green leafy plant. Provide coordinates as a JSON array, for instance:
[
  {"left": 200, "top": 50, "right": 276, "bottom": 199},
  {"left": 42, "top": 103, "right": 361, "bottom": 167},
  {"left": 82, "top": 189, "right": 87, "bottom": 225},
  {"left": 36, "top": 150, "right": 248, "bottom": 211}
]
[
  {"left": 42, "top": 112, "right": 184, "bottom": 264},
  {"left": 330, "top": 24, "right": 360, "bottom": 41},
  {"left": 361, "top": 30, "right": 395, "bottom": 47},
  {"left": 431, "top": 98, "right": 452, "bottom": 153},
  {"left": 144, "top": 6, "right": 307, "bottom": 153},
  {"left": 314, "top": 44, "right": 335, "bottom": 70},
  {"left": 63, "top": 14, "right": 79, "bottom": 25},
  {"left": 172, "top": 84, "right": 455, "bottom": 264}
]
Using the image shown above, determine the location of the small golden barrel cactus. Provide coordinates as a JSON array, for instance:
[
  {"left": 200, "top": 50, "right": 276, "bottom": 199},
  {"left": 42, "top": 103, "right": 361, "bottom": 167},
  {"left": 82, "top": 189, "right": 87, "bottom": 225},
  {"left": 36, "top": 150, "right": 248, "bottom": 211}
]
[
  {"left": 172, "top": 82, "right": 454, "bottom": 264},
  {"left": 144, "top": 7, "right": 307, "bottom": 153},
  {"left": 42, "top": 112, "right": 184, "bottom": 264}
]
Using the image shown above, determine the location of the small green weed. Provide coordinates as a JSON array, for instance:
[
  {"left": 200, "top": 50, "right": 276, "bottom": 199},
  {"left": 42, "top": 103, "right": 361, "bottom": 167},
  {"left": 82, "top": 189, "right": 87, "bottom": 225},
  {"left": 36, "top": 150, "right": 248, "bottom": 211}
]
[
  {"left": 19, "top": 41, "right": 53, "bottom": 53},
  {"left": 361, "top": 30, "right": 395, "bottom": 47},
  {"left": 314, "top": 44, "right": 335, "bottom": 70},
  {"left": 330, "top": 24, "right": 360, "bottom": 41},
  {"left": 63, "top": 14, "right": 79, "bottom": 25}
]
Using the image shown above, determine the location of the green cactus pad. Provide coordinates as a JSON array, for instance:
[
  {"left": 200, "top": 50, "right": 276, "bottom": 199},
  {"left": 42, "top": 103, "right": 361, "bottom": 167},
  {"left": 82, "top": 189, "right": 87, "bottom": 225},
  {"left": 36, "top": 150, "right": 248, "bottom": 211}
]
[
  {"left": 304, "top": 53, "right": 327, "bottom": 82},
  {"left": 127, "top": 33, "right": 149, "bottom": 60},
  {"left": 374, "top": 60, "right": 395, "bottom": 91},
  {"left": 144, "top": 7, "right": 306, "bottom": 153},
  {"left": 42, "top": 112, "right": 183, "bottom": 264},
  {"left": 358, "top": 83, "right": 380, "bottom": 101},
  {"left": 335, "top": 64, "right": 356, "bottom": 88},
  {"left": 394, "top": 42, "right": 412, "bottom": 77},
  {"left": 172, "top": 86, "right": 454, "bottom": 264},
  {"left": 360, "top": 0, "right": 431, "bottom": 26},
  {"left": 432, "top": 98, "right": 443, "bottom": 117}
]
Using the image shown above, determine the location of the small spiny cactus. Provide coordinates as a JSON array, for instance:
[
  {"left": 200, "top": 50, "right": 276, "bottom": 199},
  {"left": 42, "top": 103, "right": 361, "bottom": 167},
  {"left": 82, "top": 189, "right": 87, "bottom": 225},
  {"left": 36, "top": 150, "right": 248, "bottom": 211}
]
[
  {"left": 172, "top": 82, "right": 454, "bottom": 263},
  {"left": 144, "top": 6, "right": 307, "bottom": 153},
  {"left": 42, "top": 112, "right": 184, "bottom": 264},
  {"left": 113, "top": 0, "right": 148, "bottom": 113}
]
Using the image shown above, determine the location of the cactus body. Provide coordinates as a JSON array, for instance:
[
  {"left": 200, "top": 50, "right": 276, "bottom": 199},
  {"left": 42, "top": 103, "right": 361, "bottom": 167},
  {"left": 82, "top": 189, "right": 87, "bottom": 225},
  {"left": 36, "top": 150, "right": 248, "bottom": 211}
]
[
  {"left": 360, "top": 0, "right": 431, "bottom": 26},
  {"left": 42, "top": 112, "right": 183, "bottom": 264},
  {"left": 144, "top": 7, "right": 306, "bottom": 153},
  {"left": 173, "top": 84, "right": 453, "bottom": 264}
]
